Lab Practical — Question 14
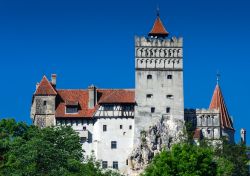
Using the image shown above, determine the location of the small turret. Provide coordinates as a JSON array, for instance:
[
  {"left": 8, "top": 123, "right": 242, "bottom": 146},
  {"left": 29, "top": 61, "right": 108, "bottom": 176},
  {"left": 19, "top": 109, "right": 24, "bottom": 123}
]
[{"left": 31, "top": 75, "right": 57, "bottom": 128}]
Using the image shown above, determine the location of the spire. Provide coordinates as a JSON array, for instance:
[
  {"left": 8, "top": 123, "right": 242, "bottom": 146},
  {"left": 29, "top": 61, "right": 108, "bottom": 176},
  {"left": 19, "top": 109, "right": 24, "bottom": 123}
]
[
  {"left": 209, "top": 81, "right": 234, "bottom": 130},
  {"left": 148, "top": 9, "right": 169, "bottom": 38},
  {"left": 216, "top": 71, "right": 220, "bottom": 85}
]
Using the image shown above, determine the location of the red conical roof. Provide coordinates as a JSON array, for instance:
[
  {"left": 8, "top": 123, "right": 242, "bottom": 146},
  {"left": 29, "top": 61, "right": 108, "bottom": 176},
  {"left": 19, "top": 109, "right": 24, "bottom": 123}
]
[
  {"left": 209, "top": 84, "right": 234, "bottom": 130},
  {"left": 149, "top": 16, "right": 169, "bottom": 37},
  {"left": 35, "top": 76, "right": 57, "bottom": 95}
]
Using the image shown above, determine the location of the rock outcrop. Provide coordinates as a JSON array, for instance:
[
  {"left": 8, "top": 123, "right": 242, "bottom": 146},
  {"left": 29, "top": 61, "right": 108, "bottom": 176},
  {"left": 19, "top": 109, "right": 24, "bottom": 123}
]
[{"left": 128, "top": 116, "right": 184, "bottom": 173}]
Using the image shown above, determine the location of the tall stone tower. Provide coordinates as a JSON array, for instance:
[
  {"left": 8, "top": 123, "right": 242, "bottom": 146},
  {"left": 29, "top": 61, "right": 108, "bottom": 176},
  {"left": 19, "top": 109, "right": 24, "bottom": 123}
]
[
  {"left": 134, "top": 13, "right": 184, "bottom": 145},
  {"left": 31, "top": 75, "right": 57, "bottom": 128}
]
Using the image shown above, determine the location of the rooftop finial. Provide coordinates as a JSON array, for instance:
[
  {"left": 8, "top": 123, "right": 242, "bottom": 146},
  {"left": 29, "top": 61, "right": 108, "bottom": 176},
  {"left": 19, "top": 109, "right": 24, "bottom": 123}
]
[
  {"left": 156, "top": 5, "right": 160, "bottom": 17},
  {"left": 216, "top": 71, "right": 220, "bottom": 85}
]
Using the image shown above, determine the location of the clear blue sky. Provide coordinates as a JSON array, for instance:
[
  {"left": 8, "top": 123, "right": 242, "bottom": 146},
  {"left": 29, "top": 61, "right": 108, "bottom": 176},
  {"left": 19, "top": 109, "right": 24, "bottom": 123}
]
[{"left": 0, "top": 0, "right": 249, "bottom": 144}]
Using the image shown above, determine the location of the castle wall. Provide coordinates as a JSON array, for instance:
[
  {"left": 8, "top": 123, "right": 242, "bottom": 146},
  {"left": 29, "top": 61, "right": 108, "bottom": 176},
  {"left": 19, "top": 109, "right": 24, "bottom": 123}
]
[
  {"left": 31, "top": 96, "right": 56, "bottom": 127},
  {"left": 93, "top": 117, "right": 134, "bottom": 173},
  {"left": 134, "top": 36, "right": 184, "bottom": 146}
]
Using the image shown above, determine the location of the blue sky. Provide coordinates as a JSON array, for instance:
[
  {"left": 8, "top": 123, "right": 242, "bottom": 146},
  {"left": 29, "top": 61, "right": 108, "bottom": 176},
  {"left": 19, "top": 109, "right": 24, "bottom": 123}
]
[{"left": 0, "top": 0, "right": 249, "bottom": 144}]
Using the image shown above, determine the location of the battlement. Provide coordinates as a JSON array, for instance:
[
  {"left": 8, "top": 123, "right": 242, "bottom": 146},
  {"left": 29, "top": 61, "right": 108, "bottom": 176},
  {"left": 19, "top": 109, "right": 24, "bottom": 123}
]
[
  {"left": 135, "top": 36, "right": 183, "bottom": 47},
  {"left": 184, "top": 108, "right": 219, "bottom": 115}
]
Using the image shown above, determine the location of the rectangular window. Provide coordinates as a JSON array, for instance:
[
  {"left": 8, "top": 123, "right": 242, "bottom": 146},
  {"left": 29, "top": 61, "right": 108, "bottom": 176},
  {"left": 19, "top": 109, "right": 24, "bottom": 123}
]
[
  {"left": 151, "top": 107, "right": 155, "bottom": 113},
  {"left": 66, "top": 105, "right": 78, "bottom": 114},
  {"left": 166, "top": 107, "right": 171, "bottom": 113},
  {"left": 103, "top": 125, "right": 107, "bottom": 132},
  {"left": 129, "top": 125, "right": 132, "bottom": 130},
  {"left": 167, "top": 75, "right": 172, "bottom": 79},
  {"left": 111, "top": 141, "right": 117, "bottom": 149},
  {"left": 43, "top": 101, "right": 47, "bottom": 106},
  {"left": 113, "top": 161, "right": 118, "bottom": 169},
  {"left": 166, "top": 95, "right": 173, "bottom": 99},
  {"left": 80, "top": 137, "right": 87, "bottom": 144},
  {"left": 102, "top": 161, "right": 108, "bottom": 169},
  {"left": 120, "top": 125, "right": 123, "bottom": 129},
  {"left": 146, "top": 94, "right": 153, "bottom": 98}
]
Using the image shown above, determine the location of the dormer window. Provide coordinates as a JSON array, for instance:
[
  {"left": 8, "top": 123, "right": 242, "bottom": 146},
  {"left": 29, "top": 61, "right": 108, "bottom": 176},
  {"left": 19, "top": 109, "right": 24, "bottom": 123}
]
[
  {"left": 66, "top": 105, "right": 78, "bottom": 114},
  {"left": 65, "top": 101, "right": 78, "bottom": 114}
]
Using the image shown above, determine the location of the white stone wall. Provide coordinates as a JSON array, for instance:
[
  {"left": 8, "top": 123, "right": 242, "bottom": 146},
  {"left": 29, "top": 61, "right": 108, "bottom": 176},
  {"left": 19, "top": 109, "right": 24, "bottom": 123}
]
[
  {"left": 93, "top": 117, "right": 134, "bottom": 173},
  {"left": 134, "top": 36, "right": 184, "bottom": 146}
]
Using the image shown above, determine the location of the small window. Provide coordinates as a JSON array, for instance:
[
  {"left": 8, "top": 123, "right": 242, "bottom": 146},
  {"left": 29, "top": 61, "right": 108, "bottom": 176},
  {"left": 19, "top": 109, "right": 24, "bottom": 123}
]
[
  {"left": 43, "top": 101, "right": 47, "bottom": 106},
  {"left": 102, "top": 161, "right": 108, "bottom": 169},
  {"left": 166, "top": 95, "right": 173, "bottom": 99},
  {"left": 80, "top": 137, "right": 87, "bottom": 144},
  {"left": 129, "top": 125, "right": 132, "bottom": 130},
  {"left": 111, "top": 141, "right": 117, "bottom": 149},
  {"left": 167, "top": 75, "right": 172, "bottom": 79},
  {"left": 120, "top": 125, "right": 123, "bottom": 129},
  {"left": 113, "top": 161, "right": 118, "bottom": 169},
  {"left": 147, "top": 75, "right": 152, "bottom": 79},
  {"left": 126, "top": 159, "right": 128, "bottom": 165},
  {"left": 66, "top": 105, "right": 78, "bottom": 114},
  {"left": 103, "top": 125, "right": 107, "bottom": 132},
  {"left": 151, "top": 107, "right": 155, "bottom": 113},
  {"left": 83, "top": 126, "right": 87, "bottom": 131},
  {"left": 146, "top": 94, "right": 153, "bottom": 98},
  {"left": 166, "top": 107, "right": 171, "bottom": 113}
]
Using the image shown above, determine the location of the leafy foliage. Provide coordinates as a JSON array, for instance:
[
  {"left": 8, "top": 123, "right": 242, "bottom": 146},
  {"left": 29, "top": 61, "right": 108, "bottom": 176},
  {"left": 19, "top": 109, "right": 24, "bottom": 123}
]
[
  {"left": 0, "top": 119, "right": 120, "bottom": 176},
  {"left": 142, "top": 143, "right": 216, "bottom": 176}
]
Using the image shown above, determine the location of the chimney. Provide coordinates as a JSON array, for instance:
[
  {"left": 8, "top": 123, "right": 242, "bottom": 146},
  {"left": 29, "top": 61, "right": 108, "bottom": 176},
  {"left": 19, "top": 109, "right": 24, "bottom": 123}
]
[
  {"left": 51, "top": 74, "right": 57, "bottom": 87},
  {"left": 240, "top": 128, "right": 246, "bottom": 145},
  {"left": 88, "top": 84, "right": 97, "bottom": 109}
]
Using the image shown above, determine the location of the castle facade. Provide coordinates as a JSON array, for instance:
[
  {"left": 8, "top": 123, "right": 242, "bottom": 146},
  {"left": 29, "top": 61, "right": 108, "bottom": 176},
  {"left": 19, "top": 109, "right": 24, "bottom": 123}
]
[{"left": 30, "top": 14, "right": 235, "bottom": 174}]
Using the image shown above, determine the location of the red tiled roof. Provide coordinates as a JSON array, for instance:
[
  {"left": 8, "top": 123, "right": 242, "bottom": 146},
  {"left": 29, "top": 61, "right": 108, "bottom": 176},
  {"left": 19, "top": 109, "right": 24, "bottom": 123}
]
[
  {"left": 98, "top": 89, "right": 135, "bottom": 104},
  {"left": 149, "top": 16, "right": 169, "bottom": 37},
  {"left": 209, "top": 84, "right": 234, "bottom": 130},
  {"left": 35, "top": 76, "right": 57, "bottom": 95},
  {"left": 55, "top": 89, "right": 135, "bottom": 118}
]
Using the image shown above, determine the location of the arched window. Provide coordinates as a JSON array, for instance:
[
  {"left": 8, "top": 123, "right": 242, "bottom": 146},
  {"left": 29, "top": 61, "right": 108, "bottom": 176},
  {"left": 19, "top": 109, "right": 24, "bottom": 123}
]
[{"left": 147, "top": 74, "right": 152, "bottom": 79}]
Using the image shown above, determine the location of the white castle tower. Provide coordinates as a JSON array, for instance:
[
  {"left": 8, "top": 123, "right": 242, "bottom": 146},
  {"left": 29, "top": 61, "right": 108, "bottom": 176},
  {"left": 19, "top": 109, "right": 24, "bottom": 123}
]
[{"left": 134, "top": 13, "right": 184, "bottom": 145}]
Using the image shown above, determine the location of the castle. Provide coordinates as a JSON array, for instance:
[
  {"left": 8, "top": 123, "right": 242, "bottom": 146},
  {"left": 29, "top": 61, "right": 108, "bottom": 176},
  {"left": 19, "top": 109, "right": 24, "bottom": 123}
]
[{"left": 30, "top": 13, "right": 236, "bottom": 174}]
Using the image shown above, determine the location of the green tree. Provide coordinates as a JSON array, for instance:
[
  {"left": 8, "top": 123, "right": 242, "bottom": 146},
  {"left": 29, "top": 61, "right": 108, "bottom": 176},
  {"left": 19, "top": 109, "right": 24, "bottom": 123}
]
[
  {"left": 0, "top": 119, "right": 120, "bottom": 176},
  {"left": 142, "top": 143, "right": 216, "bottom": 176},
  {"left": 214, "top": 139, "right": 249, "bottom": 176}
]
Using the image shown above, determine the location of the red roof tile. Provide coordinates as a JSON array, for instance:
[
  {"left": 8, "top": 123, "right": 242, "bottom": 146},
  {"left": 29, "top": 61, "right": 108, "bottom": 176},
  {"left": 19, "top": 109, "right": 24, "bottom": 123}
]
[
  {"left": 149, "top": 16, "right": 169, "bottom": 37},
  {"left": 98, "top": 89, "right": 135, "bottom": 104},
  {"left": 209, "top": 84, "right": 234, "bottom": 130},
  {"left": 35, "top": 76, "right": 57, "bottom": 95},
  {"left": 55, "top": 89, "right": 135, "bottom": 118}
]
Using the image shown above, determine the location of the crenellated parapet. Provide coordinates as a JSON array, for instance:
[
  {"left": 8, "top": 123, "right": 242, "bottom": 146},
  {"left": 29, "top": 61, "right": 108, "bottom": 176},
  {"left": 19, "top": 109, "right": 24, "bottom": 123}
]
[
  {"left": 135, "top": 36, "right": 183, "bottom": 47},
  {"left": 135, "top": 36, "right": 183, "bottom": 69}
]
